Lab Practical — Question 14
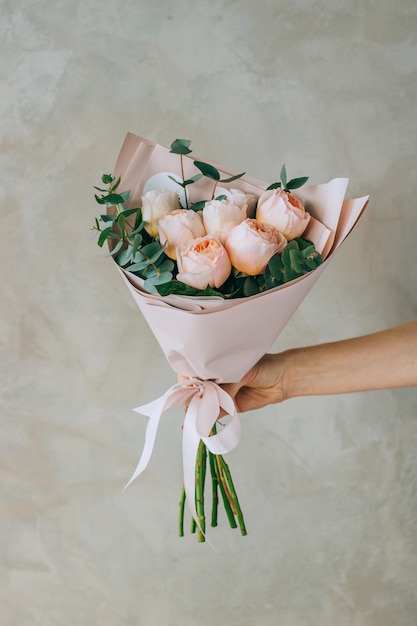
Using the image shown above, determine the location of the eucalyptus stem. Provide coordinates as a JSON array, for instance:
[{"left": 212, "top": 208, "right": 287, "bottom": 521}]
[{"left": 180, "top": 154, "right": 189, "bottom": 209}]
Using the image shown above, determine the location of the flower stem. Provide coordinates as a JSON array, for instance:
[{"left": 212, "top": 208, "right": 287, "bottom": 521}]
[
  {"left": 195, "top": 439, "right": 207, "bottom": 542},
  {"left": 178, "top": 486, "right": 186, "bottom": 537},
  {"left": 218, "top": 455, "right": 247, "bottom": 536},
  {"left": 208, "top": 452, "right": 219, "bottom": 527}
]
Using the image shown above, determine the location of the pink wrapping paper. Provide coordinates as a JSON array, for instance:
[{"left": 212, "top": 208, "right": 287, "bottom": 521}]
[
  {"left": 110, "top": 133, "right": 369, "bottom": 533},
  {"left": 112, "top": 133, "right": 369, "bottom": 384}
]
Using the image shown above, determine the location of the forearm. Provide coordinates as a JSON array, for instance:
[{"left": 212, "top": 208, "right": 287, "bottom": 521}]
[{"left": 285, "top": 320, "right": 417, "bottom": 398}]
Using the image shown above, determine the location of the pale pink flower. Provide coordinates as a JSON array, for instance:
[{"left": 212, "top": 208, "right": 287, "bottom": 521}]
[
  {"left": 157, "top": 209, "right": 206, "bottom": 260},
  {"left": 203, "top": 198, "right": 247, "bottom": 244},
  {"left": 176, "top": 236, "right": 232, "bottom": 290},
  {"left": 225, "top": 219, "right": 287, "bottom": 275},
  {"left": 141, "top": 189, "right": 180, "bottom": 236},
  {"left": 256, "top": 189, "right": 310, "bottom": 240}
]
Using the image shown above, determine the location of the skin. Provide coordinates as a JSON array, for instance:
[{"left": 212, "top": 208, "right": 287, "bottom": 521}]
[{"left": 221, "top": 320, "right": 417, "bottom": 413}]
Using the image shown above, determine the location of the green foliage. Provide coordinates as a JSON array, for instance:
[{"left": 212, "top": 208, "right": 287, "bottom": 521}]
[
  {"left": 267, "top": 164, "right": 309, "bottom": 193},
  {"left": 170, "top": 138, "right": 192, "bottom": 155}
]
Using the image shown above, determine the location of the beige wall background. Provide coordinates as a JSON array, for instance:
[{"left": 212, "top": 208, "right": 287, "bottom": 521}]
[{"left": 2, "top": 1, "right": 417, "bottom": 625}]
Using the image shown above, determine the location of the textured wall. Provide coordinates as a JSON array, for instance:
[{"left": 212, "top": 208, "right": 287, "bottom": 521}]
[{"left": 2, "top": 1, "right": 417, "bottom": 625}]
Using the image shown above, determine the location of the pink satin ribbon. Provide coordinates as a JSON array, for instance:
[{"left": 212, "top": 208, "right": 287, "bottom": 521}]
[{"left": 125, "top": 378, "right": 242, "bottom": 534}]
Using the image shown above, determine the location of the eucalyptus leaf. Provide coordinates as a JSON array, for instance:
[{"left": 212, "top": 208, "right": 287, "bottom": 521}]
[
  {"left": 286, "top": 176, "right": 309, "bottom": 190},
  {"left": 170, "top": 139, "right": 192, "bottom": 154},
  {"left": 289, "top": 249, "right": 303, "bottom": 273},
  {"left": 102, "top": 174, "right": 114, "bottom": 184},
  {"left": 219, "top": 172, "right": 245, "bottom": 183},
  {"left": 282, "top": 240, "right": 300, "bottom": 266},
  {"left": 97, "top": 227, "right": 112, "bottom": 247},
  {"left": 106, "top": 240, "right": 124, "bottom": 257},
  {"left": 110, "top": 176, "right": 121, "bottom": 191},
  {"left": 116, "top": 247, "right": 133, "bottom": 266},
  {"left": 101, "top": 192, "right": 127, "bottom": 205},
  {"left": 100, "top": 214, "right": 117, "bottom": 223},
  {"left": 283, "top": 265, "right": 301, "bottom": 283},
  {"left": 189, "top": 200, "right": 207, "bottom": 211},
  {"left": 243, "top": 277, "right": 260, "bottom": 297},
  {"left": 155, "top": 281, "right": 225, "bottom": 297},
  {"left": 268, "top": 253, "right": 284, "bottom": 279},
  {"left": 193, "top": 160, "right": 220, "bottom": 181},
  {"left": 266, "top": 182, "right": 281, "bottom": 190},
  {"left": 183, "top": 174, "right": 203, "bottom": 185},
  {"left": 144, "top": 271, "right": 174, "bottom": 292},
  {"left": 280, "top": 164, "right": 287, "bottom": 188}
]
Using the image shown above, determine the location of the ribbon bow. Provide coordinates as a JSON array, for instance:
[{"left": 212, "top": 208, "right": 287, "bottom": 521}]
[{"left": 125, "top": 378, "right": 242, "bottom": 533}]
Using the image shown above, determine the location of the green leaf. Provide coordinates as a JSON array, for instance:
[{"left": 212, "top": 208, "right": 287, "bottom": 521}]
[
  {"left": 170, "top": 139, "right": 192, "bottom": 155},
  {"left": 106, "top": 240, "right": 124, "bottom": 257},
  {"left": 97, "top": 227, "right": 112, "bottom": 247},
  {"left": 189, "top": 200, "right": 207, "bottom": 211},
  {"left": 120, "top": 207, "right": 140, "bottom": 219},
  {"left": 286, "top": 176, "right": 309, "bottom": 190},
  {"left": 131, "top": 232, "right": 143, "bottom": 258},
  {"left": 101, "top": 192, "right": 127, "bottom": 205},
  {"left": 215, "top": 194, "right": 227, "bottom": 201},
  {"left": 283, "top": 265, "right": 301, "bottom": 283},
  {"left": 281, "top": 240, "right": 300, "bottom": 266},
  {"left": 243, "top": 277, "right": 261, "bottom": 297},
  {"left": 116, "top": 247, "right": 133, "bottom": 266},
  {"left": 268, "top": 253, "right": 284, "bottom": 279},
  {"left": 102, "top": 174, "right": 114, "bottom": 184},
  {"left": 219, "top": 172, "right": 245, "bottom": 183},
  {"left": 280, "top": 164, "right": 287, "bottom": 188},
  {"left": 99, "top": 214, "right": 117, "bottom": 223},
  {"left": 144, "top": 271, "right": 174, "bottom": 292},
  {"left": 193, "top": 160, "right": 220, "bottom": 181},
  {"left": 168, "top": 175, "right": 185, "bottom": 187},
  {"left": 266, "top": 182, "right": 281, "bottom": 190},
  {"left": 183, "top": 174, "right": 203, "bottom": 186},
  {"left": 117, "top": 213, "right": 126, "bottom": 232},
  {"left": 289, "top": 248, "right": 303, "bottom": 273},
  {"left": 110, "top": 175, "right": 121, "bottom": 191},
  {"left": 155, "top": 281, "right": 225, "bottom": 297}
]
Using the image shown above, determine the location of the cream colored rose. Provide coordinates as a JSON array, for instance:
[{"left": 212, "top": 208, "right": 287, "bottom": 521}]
[
  {"left": 225, "top": 218, "right": 287, "bottom": 275},
  {"left": 256, "top": 189, "right": 310, "bottom": 240},
  {"left": 157, "top": 209, "right": 206, "bottom": 260},
  {"left": 176, "top": 236, "right": 232, "bottom": 290},
  {"left": 218, "top": 188, "right": 258, "bottom": 218},
  {"left": 141, "top": 189, "right": 181, "bottom": 236},
  {"left": 203, "top": 198, "right": 247, "bottom": 244}
]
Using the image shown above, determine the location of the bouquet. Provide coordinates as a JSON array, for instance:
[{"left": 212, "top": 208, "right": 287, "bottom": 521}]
[{"left": 92, "top": 133, "right": 369, "bottom": 542}]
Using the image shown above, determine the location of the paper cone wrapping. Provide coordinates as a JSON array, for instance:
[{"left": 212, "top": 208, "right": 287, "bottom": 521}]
[{"left": 111, "top": 133, "right": 369, "bottom": 384}]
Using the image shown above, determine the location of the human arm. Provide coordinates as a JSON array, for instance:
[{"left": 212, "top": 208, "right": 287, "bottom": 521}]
[{"left": 222, "top": 320, "right": 417, "bottom": 413}]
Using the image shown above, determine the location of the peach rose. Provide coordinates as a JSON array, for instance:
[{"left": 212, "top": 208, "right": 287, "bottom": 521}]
[
  {"left": 176, "top": 236, "right": 232, "bottom": 290},
  {"left": 225, "top": 218, "right": 287, "bottom": 275},
  {"left": 203, "top": 198, "right": 247, "bottom": 244},
  {"left": 256, "top": 189, "right": 310, "bottom": 240},
  {"left": 157, "top": 209, "right": 206, "bottom": 260},
  {"left": 141, "top": 189, "right": 180, "bottom": 236}
]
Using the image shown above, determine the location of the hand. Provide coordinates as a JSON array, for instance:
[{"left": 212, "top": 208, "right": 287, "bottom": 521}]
[{"left": 221, "top": 352, "right": 289, "bottom": 413}]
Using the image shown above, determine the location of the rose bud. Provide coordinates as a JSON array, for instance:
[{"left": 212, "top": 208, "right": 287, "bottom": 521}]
[
  {"left": 203, "top": 198, "right": 247, "bottom": 244},
  {"left": 176, "top": 236, "right": 232, "bottom": 290},
  {"left": 256, "top": 188, "right": 310, "bottom": 240},
  {"left": 157, "top": 209, "right": 206, "bottom": 260},
  {"left": 141, "top": 189, "right": 181, "bottom": 236},
  {"left": 225, "top": 218, "right": 287, "bottom": 275}
]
